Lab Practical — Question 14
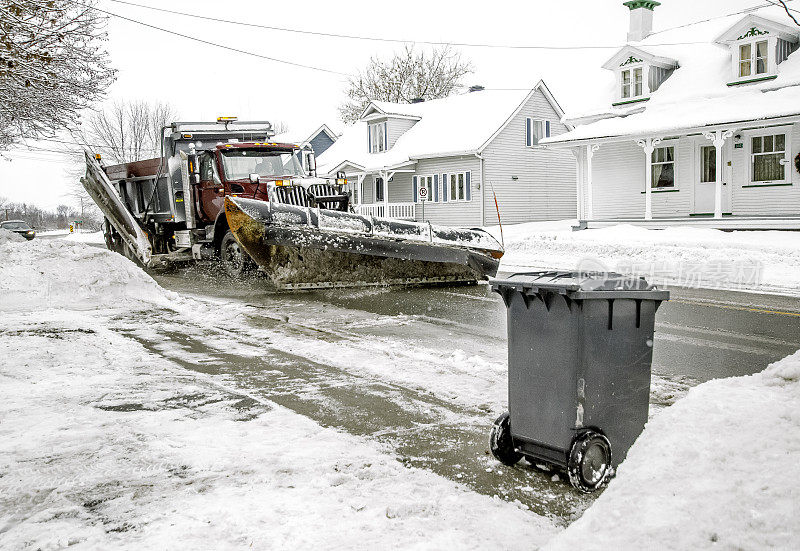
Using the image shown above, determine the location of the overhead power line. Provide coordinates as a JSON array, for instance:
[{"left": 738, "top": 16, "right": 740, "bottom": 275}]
[
  {"left": 106, "top": 0, "right": 793, "bottom": 50},
  {"left": 72, "top": 0, "right": 788, "bottom": 82},
  {"left": 83, "top": 2, "right": 352, "bottom": 76}
]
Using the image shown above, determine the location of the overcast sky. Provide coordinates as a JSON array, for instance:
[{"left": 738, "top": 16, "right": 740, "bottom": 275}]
[{"left": 0, "top": 0, "right": 771, "bottom": 210}]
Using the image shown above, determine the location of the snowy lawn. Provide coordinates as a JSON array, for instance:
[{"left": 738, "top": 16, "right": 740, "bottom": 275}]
[
  {"left": 1, "top": 234, "right": 797, "bottom": 548},
  {"left": 58, "top": 230, "right": 106, "bottom": 244},
  {"left": 0, "top": 237, "right": 557, "bottom": 549},
  {"left": 488, "top": 221, "right": 800, "bottom": 295}
]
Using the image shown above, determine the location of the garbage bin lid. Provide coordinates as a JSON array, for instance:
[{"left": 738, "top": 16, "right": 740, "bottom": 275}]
[{"left": 490, "top": 271, "right": 670, "bottom": 300}]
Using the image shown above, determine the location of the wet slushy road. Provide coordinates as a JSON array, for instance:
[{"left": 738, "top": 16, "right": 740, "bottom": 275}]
[{"left": 137, "top": 268, "right": 800, "bottom": 524}]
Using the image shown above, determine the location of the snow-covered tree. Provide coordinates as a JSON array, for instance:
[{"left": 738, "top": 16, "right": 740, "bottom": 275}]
[
  {"left": 0, "top": 0, "right": 115, "bottom": 149},
  {"left": 339, "top": 46, "right": 473, "bottom": 124}
]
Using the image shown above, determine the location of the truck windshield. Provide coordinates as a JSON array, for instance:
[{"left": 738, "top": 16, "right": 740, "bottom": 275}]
[{"left": 220, "top": 149, "right": 304, "bottom": 180}]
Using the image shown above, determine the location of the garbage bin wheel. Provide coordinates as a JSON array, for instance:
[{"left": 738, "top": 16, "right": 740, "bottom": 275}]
[
  {"left": 567, "top": 430, "right": 612, "bottom": 493},
  {"left": 489, "top": 412, "right": 523, "bottom": 466}
]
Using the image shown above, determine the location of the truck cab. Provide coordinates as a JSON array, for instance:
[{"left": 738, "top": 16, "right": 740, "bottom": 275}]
[{"left": 91, "top": 119, "right": 350, "bottom": 267}]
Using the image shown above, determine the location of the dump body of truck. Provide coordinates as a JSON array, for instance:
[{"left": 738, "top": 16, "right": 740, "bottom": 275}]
[{"left": 82, "top": 118, "right": 503, "bottom": 288}]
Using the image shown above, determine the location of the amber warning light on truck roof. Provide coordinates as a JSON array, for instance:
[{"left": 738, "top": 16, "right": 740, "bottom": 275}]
[{"left": 217, "top": 116, "right": 238, "bottom": 122}]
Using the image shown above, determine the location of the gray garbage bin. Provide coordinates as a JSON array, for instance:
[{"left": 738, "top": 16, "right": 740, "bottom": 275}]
[{"left": 488, "top": 271, "right": 669, "bottom": 492}]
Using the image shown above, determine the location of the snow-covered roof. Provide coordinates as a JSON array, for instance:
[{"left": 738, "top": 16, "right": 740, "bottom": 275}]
[
  {"left": 317, "top": 83, "right": 558, "bottom": 174},
  {"left": 544, "top": 5, "right": 800, "bottom": 145}
]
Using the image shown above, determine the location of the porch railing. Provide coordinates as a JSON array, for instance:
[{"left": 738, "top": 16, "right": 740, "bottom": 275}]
[{"left": 355, "top": 202, "right": 416, "bottom": 220}]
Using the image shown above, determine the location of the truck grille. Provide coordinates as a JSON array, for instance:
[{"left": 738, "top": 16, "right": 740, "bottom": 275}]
[
  {"left": 274, "top": 185, "right": 310, "bottom": 207},
  {"left": 274, "top": 184, "right": 341, "bottom": 210}
]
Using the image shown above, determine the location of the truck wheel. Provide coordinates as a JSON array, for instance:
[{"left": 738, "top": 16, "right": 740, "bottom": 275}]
[
  {"left": 489, "top": 412, "right": 522, "bottom": 466},
  {"left": 220, "top": 230, "right": 255, "bottom": 278},
  {"left": 567, "top": 430, "right": 612, "bottom": 493}
]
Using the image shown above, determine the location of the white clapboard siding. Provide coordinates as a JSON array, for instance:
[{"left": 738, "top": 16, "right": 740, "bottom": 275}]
[
  {"left": 481, "top": 89, "right": 577, "bottom": 226},
  {"left": 729, "top": 122, "right": 800, "bottom": 216},
  {"left": 411, "top": 156, "right": 482, "bottom": 227},
  {"left": 387, "top": 118, "right": 418, "bottom": 149}
]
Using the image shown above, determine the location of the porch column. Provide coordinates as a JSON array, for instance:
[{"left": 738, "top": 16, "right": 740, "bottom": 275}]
[
  {"left": 382, "top": 171, "right": 389, "bottom": 213},
  {"left": 703, "top": 129, "right": 733, "bottom": 219},
  {"left": 636, "top": 137, "right": 662, "bottom": 220},
  {"left": 586, "top": 144, "right": 600, "bottom": 220},
  {"left": 356, "top": 174, "right": 365, "bottom": 205}
]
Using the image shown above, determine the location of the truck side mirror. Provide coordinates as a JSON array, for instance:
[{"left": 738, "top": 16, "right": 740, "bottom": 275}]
[
  {"left": 188, "top": 153, "right": 200, "bottom": 184},
  {"left": 249, "top": 173, "right": 260, "bottom": 185}
]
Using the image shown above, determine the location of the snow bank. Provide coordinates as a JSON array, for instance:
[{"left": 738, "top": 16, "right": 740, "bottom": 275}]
[
  {"left": 545, "top": 350, "right": 800, "bottom": 550},
  {"left": 0, "top": 309, "right": 558, "bottom": 550},
  {"left": 490, "top": 221, "right": 800, "bottom": 294},
  {"left": 0, "top": 227, "right": 25, "bottom": 243},
  {"left": 0, "top": 239, "right": 173, "bottom": 311}
]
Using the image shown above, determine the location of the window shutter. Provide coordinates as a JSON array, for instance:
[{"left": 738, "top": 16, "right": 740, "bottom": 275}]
[
  {"left": 433, "top": 174, "right": 438, "bottom": 202},
  {"left": 434, "top": 175, "right": 439, "bottom": 202},
  {"left": 413, "top": 176, "right": 418, "bottom": 203},
  {"left": 466, "top": 171, "right": 471, "bottom": 201},
  {"left": 368, "top": 125, "right": 372, "bottom": 153},
  {"left": 545, "top": 120, "right": 551, "bottom": 138},
  {"left": 526, "top": 118, "right": 532, "bottom": 147},
  {"left": 441, "top": 173, "right": 447, "bottom": 202}
]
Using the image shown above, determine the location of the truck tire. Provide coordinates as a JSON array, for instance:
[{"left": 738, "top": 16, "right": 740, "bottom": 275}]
[
  {"left": 489, "top": 412, "right": 523, "bottom": 466},
  {"left": 567, "top": 430, "right": 612, "bottom": 493},
  {"left": 220, "top": 230, "right": 255, "bottom": 278}
]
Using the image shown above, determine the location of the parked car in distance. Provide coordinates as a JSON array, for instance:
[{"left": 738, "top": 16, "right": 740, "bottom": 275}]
[{"left": 0, "top": 220, "right": 36, "bottom": 240}]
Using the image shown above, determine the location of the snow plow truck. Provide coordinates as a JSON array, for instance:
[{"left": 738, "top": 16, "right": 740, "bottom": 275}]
[{"left": 81, "top": 118, "right": 504, "bottom": 289}]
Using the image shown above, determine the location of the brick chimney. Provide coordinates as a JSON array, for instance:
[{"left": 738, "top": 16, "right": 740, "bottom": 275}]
[{"left": 624, "top": 0, "right": 660, "bottom": 42}]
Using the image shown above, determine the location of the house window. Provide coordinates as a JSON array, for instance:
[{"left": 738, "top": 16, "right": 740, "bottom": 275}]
[
  {"left": 417, "top": 175, "right": 435, "bottom": 202},
  {"left": 444, "top": 172, "right": 470, "bottom": 202},
  {"left": 752, "top": 133, "right": 786, "bottom": 182},
  {"left": 525, "top": 118, "right": 550, "bottom": 147},
  {"left": 739, "top": 40, "right": 768, "bottom": 78},
  {"left": 651, "top": 146, "right": 675, "bottom": 188},
  {"left": 700, "top": 146, "right": 716, "bottom": 183},
  {"left": 621, "top": 67, "right": 643, "bottom": 99},
  {"left": 369, "top": 122, "right": 386, "bottom": 153},
  {"left": 375, "top": 177, "right": 384, "bottom": 202}
]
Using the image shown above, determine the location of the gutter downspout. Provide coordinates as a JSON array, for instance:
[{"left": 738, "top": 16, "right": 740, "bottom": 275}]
[{"left": 475, "top": 152, "right": 485, "bottom": 226}]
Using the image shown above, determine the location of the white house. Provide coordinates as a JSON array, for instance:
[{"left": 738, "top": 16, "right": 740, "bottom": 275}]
[
  {"left": 543, "top": 1, "right": 800, "bottom": 229},
  {"left": 316, "top": 83, "right": 577, "bottom": 227}
]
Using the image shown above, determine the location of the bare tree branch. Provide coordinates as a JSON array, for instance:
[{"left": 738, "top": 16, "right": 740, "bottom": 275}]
[
  {"left": 0, "top": 0, "right": 116, "bottom": 149},
  {"left": 339, "top": 45, "right": 473, "bottom": 124},
  {"left": 73, "top": 99, "right": 178, "bottom": 164}
]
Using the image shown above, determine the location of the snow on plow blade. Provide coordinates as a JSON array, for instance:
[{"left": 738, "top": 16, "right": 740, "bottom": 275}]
[{"left": 225, "top": 196, "right": 503, "bottom": 289}]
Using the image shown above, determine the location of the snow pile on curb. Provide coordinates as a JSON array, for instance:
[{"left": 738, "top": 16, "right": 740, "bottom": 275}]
[
  {"left": 545, "top": 350, "right": 800, "bottom": 550},
  {"left": 0, "top": 239, "right": 173, "bottom": 311},
  {"left": 0, "top": 228, "right": 25, "bottom": 243},
  {"left": 489, "top": 222, "right": 800, "bottom": 293}
]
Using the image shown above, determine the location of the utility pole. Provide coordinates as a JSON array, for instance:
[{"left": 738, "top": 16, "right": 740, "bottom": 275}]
[{"left": 3, "top": 208, "right": 9, "bottom": 221}]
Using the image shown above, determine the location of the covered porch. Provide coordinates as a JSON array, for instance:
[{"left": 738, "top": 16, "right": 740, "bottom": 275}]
[
  {"left": 561, "top": 114, "right": 800, "bottom": 229},
  {"left": 328, "top": 161, "right": 418, "bottom": 221}
]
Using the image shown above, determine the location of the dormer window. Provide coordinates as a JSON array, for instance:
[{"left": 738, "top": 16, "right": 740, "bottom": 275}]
[
  {"left": 738, "top": 40, "right": 768, "bottom": 78},
  {"left": 606, "top": 49, "right": 676, "bottom": 106},
  {"left": 717, "top": 16, "right": 799, "bottom": 86},
  {"left": 368, "top": 122, "right": 387, "bottom": 153},
  {"left": 621, "top": 66, "right": 643, "bottom": 99}
]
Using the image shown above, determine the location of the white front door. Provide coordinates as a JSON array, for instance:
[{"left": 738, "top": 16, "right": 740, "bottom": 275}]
[{"left": 693, "top": 143, "right": 732, "bottom": 215}]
